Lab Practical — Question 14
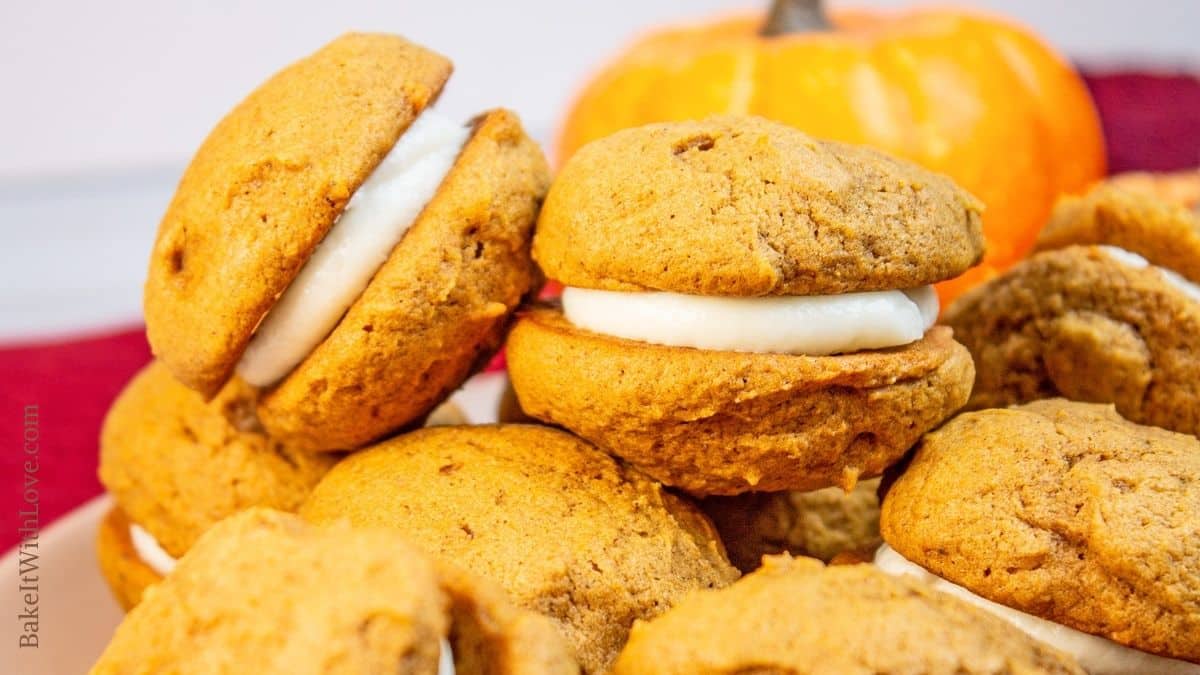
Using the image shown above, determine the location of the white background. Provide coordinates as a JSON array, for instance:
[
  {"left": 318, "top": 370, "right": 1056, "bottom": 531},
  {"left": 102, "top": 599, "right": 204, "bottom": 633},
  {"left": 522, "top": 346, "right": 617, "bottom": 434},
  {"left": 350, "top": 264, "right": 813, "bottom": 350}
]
[{"left": 2, "top": 0, "right": 1198, "bottom": 339}]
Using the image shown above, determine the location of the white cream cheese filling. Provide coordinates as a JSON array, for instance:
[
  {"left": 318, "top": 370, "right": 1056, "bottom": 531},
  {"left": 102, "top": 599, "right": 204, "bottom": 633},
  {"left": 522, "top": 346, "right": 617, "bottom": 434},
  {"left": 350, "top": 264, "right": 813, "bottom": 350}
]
[
  {"left": 439, "top": 637, "right": 455, "bottom": 675},
  {"left": 1099, "top": 245, "right": 1200, "bottom": 302},
  {"left": 128, "top": 523, "right": 178, "bottom": 576},
  {"left": 560, "top": 285, "right": 938, "bottom": 355},
  {"left": 236, "top": 110, "right": 471, "bottom": 387},
  {"left": 874, "top": 544, "right": 1200, "bottom": 674}
]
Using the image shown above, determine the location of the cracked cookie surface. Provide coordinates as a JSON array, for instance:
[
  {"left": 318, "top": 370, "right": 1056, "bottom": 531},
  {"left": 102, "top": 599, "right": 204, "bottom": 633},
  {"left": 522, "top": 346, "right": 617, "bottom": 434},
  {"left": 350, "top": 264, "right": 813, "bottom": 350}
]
[{"left": 881, "top": 399, "right": 1200, "bottom": 664}]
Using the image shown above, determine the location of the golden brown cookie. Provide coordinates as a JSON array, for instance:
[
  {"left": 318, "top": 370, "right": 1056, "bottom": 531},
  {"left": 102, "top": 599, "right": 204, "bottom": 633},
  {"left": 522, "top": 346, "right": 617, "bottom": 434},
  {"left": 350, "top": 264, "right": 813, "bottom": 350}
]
[
  {"left": 701, "top": 477, "right": 882, "bottom": 572},
  {"left": 145, "top": 33, "right": 549, "bottom": 453},
  {"left": 1106, "top": 168, "right": 1200, "bottom": 208},
  {"left": 255, "top": 109, "right": 548, "bottom": 451},
  {"left": 881, "top": 400, "right": 1200, "bottom": 664},
  {"left": 91, "top": 509, "right": 578, "bottom": 674},
  {"left": 95, "top": 506, "right": 162, "bottom": 611},
  {"left": 508, "top": 308, "right": 973, "bottom": 495},
  {"left": 98, "top": 362, "right": 338, "bottom": 559},
  {"left": 145, "top": 33, "right": 452, "bottom": 396},
  {"left": 611, "top": 555, "right": 1083, "bottom": 674},
  {"left": 534, "top": 115, "right": 983, "bottom": 296},
  {"left": 1035, "top": 172, "right": 1200, "bottom": 284},
  {"left": 944, "top": 246, "right": 1200, "bottom": 435},
  {"left": 299, "top": 424, "right": 739, "bottom": 673}
]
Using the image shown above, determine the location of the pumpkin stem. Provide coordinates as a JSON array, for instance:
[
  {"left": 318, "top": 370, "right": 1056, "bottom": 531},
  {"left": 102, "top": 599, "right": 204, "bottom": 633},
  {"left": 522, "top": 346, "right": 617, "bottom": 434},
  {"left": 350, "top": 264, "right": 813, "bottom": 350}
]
[{"left": 761, "top": 0, "right": 830, "bottom": 36}]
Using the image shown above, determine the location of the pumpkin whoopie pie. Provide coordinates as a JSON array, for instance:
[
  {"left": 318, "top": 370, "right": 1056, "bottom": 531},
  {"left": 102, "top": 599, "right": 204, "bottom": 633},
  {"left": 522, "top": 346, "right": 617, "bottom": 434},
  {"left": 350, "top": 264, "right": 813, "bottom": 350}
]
[
  {"left": 96, "top": 361, "right": 338, "bottom": 609},
  {"left": 701, "top": 477, "right": 882, "bottom": 572},
  {"left": 506, "top": 115, "right": 982, "bottom": 495},
  {"left": 945, "top": 175, "right": 1200, "bottom": 435},
  {"left": 299, "top": 424, "right": 739, "bottom": 674},
  {"left": 144, "top": 32, "right": 549, "bottom": 452},
  {"left": 92, "top": 509, "right": 578, "bottom": 674},
  {"left": 610, "top": 555, "right": 1082, "bottom": 674},
  {"left": 878, "top": 399, "right": 1200, "bottom": 673}
]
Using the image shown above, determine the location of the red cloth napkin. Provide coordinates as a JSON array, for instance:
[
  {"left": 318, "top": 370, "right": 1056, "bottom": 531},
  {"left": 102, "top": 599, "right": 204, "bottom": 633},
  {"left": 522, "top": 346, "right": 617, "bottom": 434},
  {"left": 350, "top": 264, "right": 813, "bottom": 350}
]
[
  {"left": 2, "top": 70, "right": 1198, "bottom": 553},
  {"left": 1, "top": 328, "right": 150, "bottom": 552}
]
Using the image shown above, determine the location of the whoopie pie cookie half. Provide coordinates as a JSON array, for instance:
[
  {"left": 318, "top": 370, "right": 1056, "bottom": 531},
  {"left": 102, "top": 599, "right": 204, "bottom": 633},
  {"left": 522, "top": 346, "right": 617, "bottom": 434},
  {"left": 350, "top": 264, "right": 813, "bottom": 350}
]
[
  {"left": 96, "top": 361, "right": 338, "bottom": 609},
  {"left": 507, "top": 115, "right": 982, "bottom": 495},
  {"left": 879, "top": 399, "right": 1200, "bottom": 673},
  {"left": 299, "top": 424, "right": 739, "bottom": 674},
  {"left": 92, "top": 509, "right": 578, "bottom": 674},
  {"left": 611, "top": 555, "right": 1082, "bottom": 674},
  {"left": 945, "top": 175, "right": 1200, "bottom": 435},
  {"left": 144, "top": 32, "right": 549, "bottom": 452}
]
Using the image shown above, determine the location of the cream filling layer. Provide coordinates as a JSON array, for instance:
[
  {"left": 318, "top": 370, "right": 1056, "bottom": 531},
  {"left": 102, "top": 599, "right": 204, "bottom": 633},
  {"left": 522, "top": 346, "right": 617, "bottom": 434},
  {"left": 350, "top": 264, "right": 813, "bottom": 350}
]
[
  {"left": 560, "top": 285, "right": 938, "bottom": 355},
  {"left": 439, "top": 638, "right": 455, "bottom": 675},
  {"left": 1100, "top": 245, "right": 1200, "bottom": 302},
  {"left": 237, "top": 110, "right": 471, "bottom": 387},
  {"left": 128, "top": 523, "right": 178, "bottom": 576},
  {"left": 874, "top": 544, "right": 1200, "bottom": 674}
]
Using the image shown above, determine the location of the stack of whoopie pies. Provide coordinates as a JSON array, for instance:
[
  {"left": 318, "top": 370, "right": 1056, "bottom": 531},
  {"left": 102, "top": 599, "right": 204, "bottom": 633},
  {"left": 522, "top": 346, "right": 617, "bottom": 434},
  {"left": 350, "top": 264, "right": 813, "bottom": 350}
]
[{"left": 91, "top": 29, "right": 1199, "bottom": 675}]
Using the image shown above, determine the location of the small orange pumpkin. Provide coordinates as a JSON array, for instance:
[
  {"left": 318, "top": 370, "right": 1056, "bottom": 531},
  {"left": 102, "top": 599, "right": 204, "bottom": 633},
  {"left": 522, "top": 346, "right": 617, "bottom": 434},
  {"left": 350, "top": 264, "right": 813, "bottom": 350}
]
[{"left": 557, "top": 0, "right": 1107, "bottom": 305}]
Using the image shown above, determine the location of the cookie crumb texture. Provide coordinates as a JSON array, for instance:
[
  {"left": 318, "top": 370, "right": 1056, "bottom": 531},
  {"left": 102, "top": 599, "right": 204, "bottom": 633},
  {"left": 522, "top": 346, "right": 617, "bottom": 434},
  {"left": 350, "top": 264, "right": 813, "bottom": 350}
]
[
  {"left": 507, "top": 307, "right": 973, "bottom": 495},
  {"left": 945, "top": 246, "right": 1200, "bottom": 435},
  {"left": 257, "top": 108, "right": 549, "bottom": 451},
  {"left": 535, "top": 115, "right": 983, "bottom": 296},
  {"left": 145, "top": 33, "right": 452, "bottom": 396},
  {"left": 702, "top": 477, "right": 882, "bottom": 572},
  {"left": 300, "top": 425, "right": 738, "bottom": 674},
  {"left": 611, "top": 556, "right": 1083, "bottom": 674},
  {"left": 98, "top": 362, "right": 337, "bottom": 558},
  {"left": 91, "top": 509, "right": 578, "bottom": 675},
  {"left": 882, "top": 400, "right": 1200, "bottom": 664}
]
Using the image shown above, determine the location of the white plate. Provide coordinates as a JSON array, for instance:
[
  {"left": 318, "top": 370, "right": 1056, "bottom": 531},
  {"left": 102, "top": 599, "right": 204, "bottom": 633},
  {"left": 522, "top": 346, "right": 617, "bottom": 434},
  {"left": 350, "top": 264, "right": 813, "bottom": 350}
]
[{"left": 0, "top": 371, "right": 508, "bottom": 674}]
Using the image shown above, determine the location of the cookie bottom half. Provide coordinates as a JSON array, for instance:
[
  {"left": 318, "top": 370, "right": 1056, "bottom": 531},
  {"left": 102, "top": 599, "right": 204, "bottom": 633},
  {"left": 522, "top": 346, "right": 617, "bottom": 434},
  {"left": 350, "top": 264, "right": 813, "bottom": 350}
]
[
  {"left": 507, "top": 306, "right": 974, "bottom": 495},
  {"left": 96, "top": 506, "right": 163, "bottom": 611}
]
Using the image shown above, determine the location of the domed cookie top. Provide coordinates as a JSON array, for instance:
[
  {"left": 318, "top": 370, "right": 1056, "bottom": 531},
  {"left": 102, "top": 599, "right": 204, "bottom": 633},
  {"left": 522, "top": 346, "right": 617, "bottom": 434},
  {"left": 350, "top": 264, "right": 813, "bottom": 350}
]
[
  {"left": 1035, "top": 172, "right": 1200, "bottom": 285},
  {"left": 92, "top": 509, "right": 577, "bottom": 674},
  {"left": 534, "top": 115, "right": 984, "bottom": 296},
  {"left": 611, "top": 555, "right": 1082, "bottom": 674},
  {"left": 881, "top": 399, "right": 1200, "bottom": 665},
  {"left": 145, "top": 33, "right": 452, "bottom": 395},
  {"left": 300, "top": 424, "right": 738, "bottom": 673}
]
